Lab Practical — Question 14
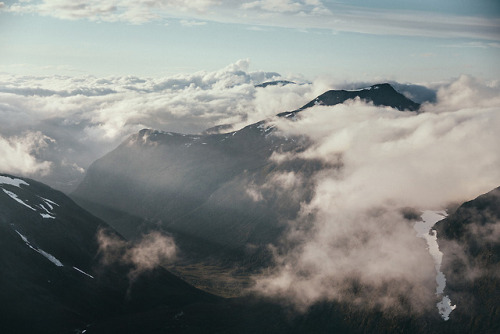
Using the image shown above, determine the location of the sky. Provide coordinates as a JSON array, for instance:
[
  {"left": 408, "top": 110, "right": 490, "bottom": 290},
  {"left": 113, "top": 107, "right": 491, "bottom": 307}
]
[{"left": 0, "top": 0, "right": 499, "bottom": 81}]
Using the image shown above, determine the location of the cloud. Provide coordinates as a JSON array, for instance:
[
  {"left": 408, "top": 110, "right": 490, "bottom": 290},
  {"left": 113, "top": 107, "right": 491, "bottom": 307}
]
[
  {"left": 3, "top": 1, "right": 499, "bottom": 41},
  {"left": 0, "top": 60, "right": 315, "bottom": 192},
  {"left": 241, "top": 0, "right": 329, "bottom": 14},
  {"left": 441, "top": 41, "right": 500, "bottom": 49},
  {"left": 0, "top": 58, "right": 486, "bottom": 209},
  {"left": 252, "top": 75, "right": 500, "bottom": 313},
  {"left": 97, "top": 229, "right": 177, "bottom": 281},
  {"left": 6, "top": 0, "right": 221, "bottom": 24},
  {"left": 423, "top": 75, "right": 500, "bottom": 111},
  {"left": 0, "top": 131, "right": 53, "bottom": 176},
  {"left": 180, "top": 19, "right": 207, "bottom": 26}
]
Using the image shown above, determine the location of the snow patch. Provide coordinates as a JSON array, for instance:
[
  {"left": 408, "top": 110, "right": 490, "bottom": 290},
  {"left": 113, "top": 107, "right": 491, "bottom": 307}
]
[
  {"left": 2, "top": 189, "right": 36, "bottom": 211},
  {"left": 38, "top": 196, "right": 59, "bottom": 208},
  {"left": 1, "top": 188, "right": 57, "bottom": 219},
  {"left": 437, "top": 296, "right": 457, "bottom": 321},
  {"left": 37, "top": 248, "right": 64, "bottom": 267},
  {"left": 0, "top": 176, "right": 29, "bottom": 188},
  {"left": 73, "top": 266, "right": 94, "bottom": 279},
  {"left": 414, "top": 210, "right": 456, "bottom": 320},
  {"left": 264, "top": 125, "right": 276, "bottom": 132},
  {"left": 37, "top": 197, "right": 59, "bottom": 218},
  {"left": 345, "top": 86, "right": 372, "bottom": 92},
  {"left": 15, "top": 230, "right": 63, "bottom": 267}
]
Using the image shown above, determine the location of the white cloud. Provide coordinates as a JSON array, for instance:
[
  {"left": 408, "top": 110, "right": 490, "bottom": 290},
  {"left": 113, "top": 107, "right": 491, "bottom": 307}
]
[
  {"left": 252, "top": 75, "right": 500, "bottom": 313},
  {"left": 180, "top": 19, "right": 207, "bottom": 26},
  {"left": 6, "top": 0, "right": 221, "bottom": 24},
  {"left": 97, "top": 229, "right": 177, "bottom": 281},
  {"left": 0, "top": 131, "right": 53, "bottom": 176},
  {"left": 0, "top": 60, "right": 313, "bottom": 192},
  {"left": 241, "top": 0, "right": 328, "bottom": 14}
]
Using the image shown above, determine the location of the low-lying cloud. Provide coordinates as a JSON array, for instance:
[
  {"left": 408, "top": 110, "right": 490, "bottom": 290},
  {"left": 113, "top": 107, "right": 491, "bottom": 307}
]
[
  {"left": 252, "top": 75, "right": 500, "bottom": 314},
  {"left": 0, "top": 60, "right": 318, "bottom": 192},
  {"left": 97, "top": 229, "right": 177, "bottom": 281},
  {"left": 0, "top": 131, "right": 53, "bottom": 176},
  {"left": 0, "top": 60, "right": 482, "bottom": 199}
]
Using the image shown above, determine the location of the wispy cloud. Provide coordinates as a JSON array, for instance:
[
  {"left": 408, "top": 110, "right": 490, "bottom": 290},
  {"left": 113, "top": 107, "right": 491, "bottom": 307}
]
[
  {"left": 0, "top": 131, "right": 53, "bottom": 176},
  {"left": 2, "top": 0, "right": 499, "bottom": 40},
  {"left": 180, "top": 19, "right": 207, "bottom": 27},
  {"left": 97, "top": 229, "right": 177, "bottom": 281},
  {"left": 5, "top": 0, "right": 220, "bottom": 24},
  {"left": 241, "top": 0, "right": 329, "bottom": 14},
  {"left": 441, "top": 41, "right": 500, "bottom": 49}
]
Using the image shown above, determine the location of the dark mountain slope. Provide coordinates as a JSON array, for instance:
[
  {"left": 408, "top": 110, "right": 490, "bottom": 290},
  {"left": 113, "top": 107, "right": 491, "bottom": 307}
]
[
  {"left": 73, "top": 124, "right": 314, "bottom": 251},
  {"left": 298, "top": 83, "right": 420, "bottom": 111},
  {"left": 83, "top": 187, "right": 500, "bottom": 334},
  {"left": 4, "top": 174, "right": 497, "bottom": 333},
  {"left": 0, "top": 174, "right": 218, "bottom": 333}
]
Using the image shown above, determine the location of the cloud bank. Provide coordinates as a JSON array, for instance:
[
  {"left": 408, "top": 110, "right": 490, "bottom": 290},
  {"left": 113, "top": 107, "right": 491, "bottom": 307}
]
[
  {"left": 0, "top": 58, "right": 482, "bottom": 199},
  {"left": 0, "top": 60, "right": 318, "bottom": 192},
  {"left": 252, "top": 75, "right": 500, "bottom": 314}
]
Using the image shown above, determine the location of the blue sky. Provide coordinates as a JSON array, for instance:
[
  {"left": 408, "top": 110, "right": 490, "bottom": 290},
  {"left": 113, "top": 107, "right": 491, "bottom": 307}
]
[{"left": 1, "top": 0, "right": 499, "bottom": 82}]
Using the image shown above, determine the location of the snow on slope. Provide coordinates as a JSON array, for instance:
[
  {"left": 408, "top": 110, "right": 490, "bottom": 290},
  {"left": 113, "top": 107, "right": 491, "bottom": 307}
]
[
  {"left": 2, "top": 175, "right": 95, "bottom": 279},
  {"left": 415, "top": 210, "right": 457, "bottom": 320},
  {"left": 0, "top": 175, "right": 58, "bottom": 219},
  {"left": 15, "top": 229, "right": 63, "bottom": 267}
]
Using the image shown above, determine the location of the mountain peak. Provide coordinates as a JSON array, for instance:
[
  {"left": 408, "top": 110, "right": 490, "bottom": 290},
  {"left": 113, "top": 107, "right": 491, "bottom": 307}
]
[{"left": 299, "top": 83, "right": 420, "bottom": 112}]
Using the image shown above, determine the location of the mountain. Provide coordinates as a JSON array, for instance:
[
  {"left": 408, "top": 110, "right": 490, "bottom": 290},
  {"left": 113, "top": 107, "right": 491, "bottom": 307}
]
[
  {"left": 71, "top": 84, "right": 421, "bottom": 284},
  {"left": 4, "top": 173, "right": 498, "bottom": 333},
  {"left": 296, "top": 83, "right": 420, "bottom": 111},
  {"left": 85, "top": 186, "right": 499, "bottom": 334},
  {"left": 0, "top": 174, "right": 219, "bottom": 333}
]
